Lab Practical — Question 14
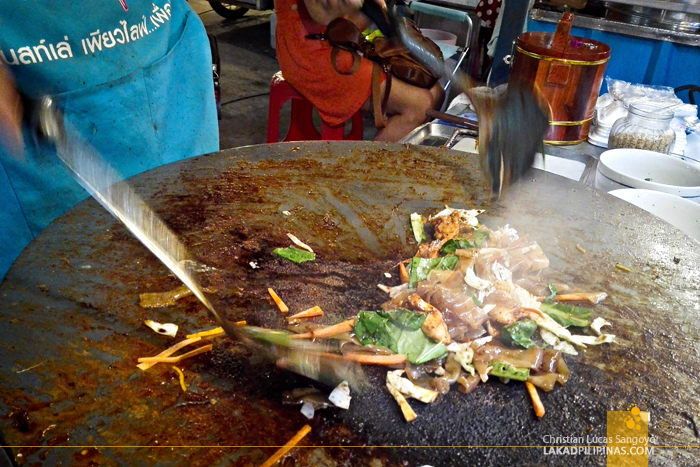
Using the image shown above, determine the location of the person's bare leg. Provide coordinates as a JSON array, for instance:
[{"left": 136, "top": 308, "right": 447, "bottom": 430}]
[
  {"left": 429, "top": 81, "right": 444, "bottom": 111},
  {"left": 363, "top": 78, "right": 444, "bottom": 143}
]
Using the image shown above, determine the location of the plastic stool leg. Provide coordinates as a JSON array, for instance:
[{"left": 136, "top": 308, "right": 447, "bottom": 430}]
[
  {"left": 268, "top": 70, "right": 322, "bottom": 143},
  {"left": 320, "top": 120, "right": 347, "bottom": 140},
  {"left": 320, "top": 110, "right": 364, "bottom": 141},
  {"left": 267, "top": 86, "right": 283, "bottom": 143},
  {"left": 348, "top": 110, "right": 364, "bottom": 140},
  {"left": 268, "top": 71, "right": 364, "bottom": 142},
  {"left": 284, "top": 99, "right": 321, "bottom": 142}
]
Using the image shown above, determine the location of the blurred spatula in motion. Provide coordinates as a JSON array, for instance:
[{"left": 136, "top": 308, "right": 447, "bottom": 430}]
[
  {"left": 470, "top": 81, "right": 550, "bottom": 194},
  {"left": 28, "top": 96, "right": 368, "bottom": 391},
  {"left": 361, "top": 0, "right": 550, "bottom": 195}
]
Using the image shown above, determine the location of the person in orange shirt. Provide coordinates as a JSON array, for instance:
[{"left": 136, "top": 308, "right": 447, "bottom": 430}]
[{"left": 275, "top": 0, "right": 444, "bottom": 142}]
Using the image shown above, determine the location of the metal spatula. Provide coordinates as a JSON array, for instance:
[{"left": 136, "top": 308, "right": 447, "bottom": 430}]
[
  {"left": 30, "top": 97, "right": 367, "bottom": 390},
  {"left": 361, "top": 0, "right": 549, "bottom": 194}
]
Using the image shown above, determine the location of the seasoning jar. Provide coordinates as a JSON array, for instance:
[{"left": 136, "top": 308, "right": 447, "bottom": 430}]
[{"left": 607, "top": 102, "right": 676, "bottom": 153}]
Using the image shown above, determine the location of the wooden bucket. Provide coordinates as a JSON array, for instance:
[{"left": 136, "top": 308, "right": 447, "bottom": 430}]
[{"left": 510, "top": 12, "right": 611, "bottom": 145}]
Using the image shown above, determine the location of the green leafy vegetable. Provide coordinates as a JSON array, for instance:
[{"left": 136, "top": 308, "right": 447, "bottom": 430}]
[
  {"left": 353, "top": 311, "right": 397, "bottom": 349},
  {"left": 490, "top": 361, "right": 530, "bottom": 382},
  {"left": 501, "top": 319, "right": 539, "bottom": 349},
  {"left": 439, "top": 231, "right": 489, "bottom": 255},
  {"left": 410, "top": 213, "right": 427, "bottom": 244},
  {"left": 474, "top": 230, "right": 490, "bottom": 247},
  {"left": 539, "top": 302, "right": 592, "bottom": 328},
  {"left": 405, "top": 336, "right": 448, "bottom": 364},
  {"left": 544, "top": 283, "right": 558, "bottom": 302},
  {"left": 273, "top": 246, "right": 316, "bottom": 264},
  {"left": 381, "top": 309, "right": 426, "bottom": 330},
  {"left": 407, "top": 256, "right": 459, "bottom": 288},
  {"left": 440, "top": 238, "right": 475, "bottom": 255},
  {"left": 353, "top": 309, "right": 447, "bottom": 364}
]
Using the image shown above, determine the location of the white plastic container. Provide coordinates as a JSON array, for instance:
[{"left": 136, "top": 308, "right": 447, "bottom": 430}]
[
  {"left": 685, "top": 132, "right": 700, "bottom": 164},
  {"left": 595, "top": 148, "right": 700, "bottom": 202},
  {"left": 420, "top": 29, "right": 458, "bottom": 45}
]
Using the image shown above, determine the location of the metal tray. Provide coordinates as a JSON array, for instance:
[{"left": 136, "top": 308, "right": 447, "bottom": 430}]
[
  {"left": 404, "top": 122, "right": 600, "bottom": 186},
  {"left": 401, "top": 122, "right": 463, "bottom": 147}
]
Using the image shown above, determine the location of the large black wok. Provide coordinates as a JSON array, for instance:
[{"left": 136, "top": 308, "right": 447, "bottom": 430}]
[{"left": 1, "top": 141, "right": 698, "bottom": 466}]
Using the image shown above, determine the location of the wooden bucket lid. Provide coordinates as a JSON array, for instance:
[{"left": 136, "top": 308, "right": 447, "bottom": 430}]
[{"left": 516, "top": 12, "right": 611, "bottom": 63}]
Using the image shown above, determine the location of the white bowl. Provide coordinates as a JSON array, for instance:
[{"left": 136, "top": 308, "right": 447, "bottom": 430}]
[
  {"left": 609, "top": 189, "right": 700, "bottom": 242},
  {"left": 595, "top": 148, "right": 700, "bottom": 202}
]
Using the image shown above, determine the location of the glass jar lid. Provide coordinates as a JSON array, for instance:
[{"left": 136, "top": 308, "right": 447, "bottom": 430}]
[{"left": 628, "top": 101, "right": 675, "bottom": 121}]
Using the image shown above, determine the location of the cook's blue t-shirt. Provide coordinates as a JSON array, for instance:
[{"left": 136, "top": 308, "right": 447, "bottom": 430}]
[{"left": 0, "top": 0, "right": 219, "bottom": 279}]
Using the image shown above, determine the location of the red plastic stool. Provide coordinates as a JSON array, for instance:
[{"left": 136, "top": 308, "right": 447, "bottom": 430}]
[{"left": 267, "top": 71, "right": 364, "bottom": 143}]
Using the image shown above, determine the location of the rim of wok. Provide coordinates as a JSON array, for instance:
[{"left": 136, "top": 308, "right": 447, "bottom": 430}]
[{"left": 1, "top": 141, "right": 699, "bottom": 467}]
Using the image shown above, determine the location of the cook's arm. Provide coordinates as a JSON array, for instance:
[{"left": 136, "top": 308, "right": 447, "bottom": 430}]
[{"left": 0, "top": 62, "right": 24, "bottom": 156}]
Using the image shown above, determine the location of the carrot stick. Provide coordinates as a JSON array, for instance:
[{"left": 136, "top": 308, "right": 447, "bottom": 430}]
[
  {"left": 525, "top": 381, "right": 545, "bottom": 418},
  {"left": 186, "top": 321, "right": 246, "bottom": 339},
  {"left": 536, "top": 292, "right": 607, "bottom": 305},
  {"left": 137, "top": 336, "right": 202, "bottom": 371},
  {"left": 137, "top": 344, "right": 213, "bottom": 364},
  {"left": 286, "top": 306, "right": 323, "bottom": 321},
  {"left": 288, "top": 319, "right": 355, "bottom": 340},
  {"left": 258, "top": 424, "right": 311, "bottom": 467},
  {"left": 312, "top": 351, "right": 406, "bottom": 365},
  {"left": 399, "top": 261, "right": 409, "bottom": 284},
  {"left": 551, "top": 292, "right": 607, "bottom": 305},
  {"left": 187, "top": 326, "right": 225, "bottom": 339},
  {"left": 311, "top": 319, "right": 354, "bottom": 338},
  {"left": 288, "top": 332, "right": 314, "bottom": 340},
  {"left": 268, "top": 288, "right": 289, "bottom": 313},
  {"left": 339, "top": 352, "right": 406, "bottom": 365}
]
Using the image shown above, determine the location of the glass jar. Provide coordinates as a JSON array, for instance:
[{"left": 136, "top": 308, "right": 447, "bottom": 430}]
[{"left": 607, "top": 102, "right": 676, "bottom": 153}]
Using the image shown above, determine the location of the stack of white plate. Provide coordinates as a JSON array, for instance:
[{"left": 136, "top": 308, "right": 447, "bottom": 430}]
[
  {"left": 672, "top": 128, "right": 687, "bottom": 156},
  {"left": 684, "top": 132, "right": 700, "bottom": 165},
  {"left": 587, "top": 120, "right": 613, "bottom": 147},
  {"left": 670, "top": 108, "right": 697, "bottom": 156},
  {"left": 588, "top": 94, "right": 626, "bottom": 148}
]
